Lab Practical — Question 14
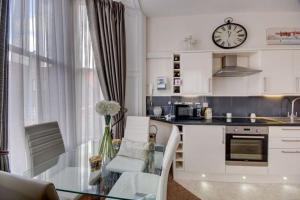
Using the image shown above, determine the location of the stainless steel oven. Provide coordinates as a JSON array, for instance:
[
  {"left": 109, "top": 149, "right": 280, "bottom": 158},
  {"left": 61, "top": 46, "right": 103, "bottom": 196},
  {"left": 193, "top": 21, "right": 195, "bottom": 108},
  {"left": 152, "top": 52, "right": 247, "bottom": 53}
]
[{"left": 226, "top": 126, "right": 269, "bottom": 166}]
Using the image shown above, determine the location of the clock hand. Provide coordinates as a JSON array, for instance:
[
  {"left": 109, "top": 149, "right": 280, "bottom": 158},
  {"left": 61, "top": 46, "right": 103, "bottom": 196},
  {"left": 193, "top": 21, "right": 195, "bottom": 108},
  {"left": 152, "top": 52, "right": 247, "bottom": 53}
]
[{"left": 228, "top": 31, "right": 231, "bottom": 38}]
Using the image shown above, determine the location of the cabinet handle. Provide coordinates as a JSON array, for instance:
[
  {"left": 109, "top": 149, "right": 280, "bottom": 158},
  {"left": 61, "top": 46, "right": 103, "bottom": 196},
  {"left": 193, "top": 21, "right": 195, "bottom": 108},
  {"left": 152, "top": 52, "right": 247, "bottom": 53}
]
[
  {"left": 222, "top": 127, "right": 225, "bottom": 144},
  {"left": 282, "top": 139, "right": 300, "bottom": 142},
  {"left": 233, "top": 135, "right": 265, "bottom": 139},
  {"left": 281, "top": 150, "right": 300, "bottom": 154},
  {"left": 281, "top": 128, "right": 300, "bottom": 131},
  {"left": 208, "top": 78, "right": 212, "bottom": 93},
  {"left": 263, "top": 77, "right": 267, "bottom": 92}
]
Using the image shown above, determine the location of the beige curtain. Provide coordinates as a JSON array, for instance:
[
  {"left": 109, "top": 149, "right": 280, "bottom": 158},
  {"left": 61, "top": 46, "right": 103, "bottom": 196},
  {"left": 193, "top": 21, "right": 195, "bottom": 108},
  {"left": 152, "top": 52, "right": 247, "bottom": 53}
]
[{"left": 86, "top": 0, "right": 126, "bottom": 139}]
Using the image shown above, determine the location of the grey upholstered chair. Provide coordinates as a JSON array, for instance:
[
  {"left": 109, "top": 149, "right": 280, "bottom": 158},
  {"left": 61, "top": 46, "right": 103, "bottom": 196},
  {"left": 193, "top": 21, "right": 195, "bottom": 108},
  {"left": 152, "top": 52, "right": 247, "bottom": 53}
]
[
  {"left": 25, "top": 121, "right": 65, "bottom": 176},
  {"left": 25, "top": 121, "right": 81, "bottom": 200},
  {"left": 0, "top": 171, "right": 59, "bottom": 200}
]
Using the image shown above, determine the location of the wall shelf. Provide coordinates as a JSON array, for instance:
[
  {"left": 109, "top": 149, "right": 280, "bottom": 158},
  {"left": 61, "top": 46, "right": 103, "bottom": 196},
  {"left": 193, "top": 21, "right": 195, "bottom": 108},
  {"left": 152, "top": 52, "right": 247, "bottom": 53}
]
[{"left": 174, "top": 125, "right": 185, "bottom": 170}]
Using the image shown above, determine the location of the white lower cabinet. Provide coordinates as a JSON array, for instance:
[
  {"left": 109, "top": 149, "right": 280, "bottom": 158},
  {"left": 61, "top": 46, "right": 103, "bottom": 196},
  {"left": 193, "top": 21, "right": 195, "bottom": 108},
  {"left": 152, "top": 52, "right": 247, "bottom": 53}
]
[
  {"left": 183, "top": 125, "right": 225, "bottom": 174},
  {"left": 269, "top": 149, "right": 300, "bottom": 175},
  {"left": 269, "top": 126, "right": 300, "bottom": 175}
]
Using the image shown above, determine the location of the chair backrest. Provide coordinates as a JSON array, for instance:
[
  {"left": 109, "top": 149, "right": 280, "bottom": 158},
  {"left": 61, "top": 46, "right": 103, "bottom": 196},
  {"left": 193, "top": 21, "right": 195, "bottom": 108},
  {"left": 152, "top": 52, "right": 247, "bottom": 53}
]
[
  {"left": 25, "top": 121, "right": 65, "bottom": 172},
  {"left": 124, "top": 116, "right": 150, "bottom": 143},
  {"left": 156, "top": 126, "right": 180, "bottom": 200},
  {"left": 0, "top": 171, "right": 59, "bottom": 200}
]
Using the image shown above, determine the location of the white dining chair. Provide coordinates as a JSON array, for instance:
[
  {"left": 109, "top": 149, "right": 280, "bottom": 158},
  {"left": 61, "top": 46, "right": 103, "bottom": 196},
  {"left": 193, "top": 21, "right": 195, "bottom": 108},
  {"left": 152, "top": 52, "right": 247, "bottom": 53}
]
[
  {"left": 106, "top": 116, "right": 150, "bottom": 173},
  {"left": 123, "top": 116, "right": 150, "bottom": 142},
  {"left": 0, "top": 171, "right": 59, "bottom": 200},
  {"left": 25, "top": 121, "right": 81, "bottom": 200},
  {"left": 107, "top": 125, "right": 180, "bottom": 200}
]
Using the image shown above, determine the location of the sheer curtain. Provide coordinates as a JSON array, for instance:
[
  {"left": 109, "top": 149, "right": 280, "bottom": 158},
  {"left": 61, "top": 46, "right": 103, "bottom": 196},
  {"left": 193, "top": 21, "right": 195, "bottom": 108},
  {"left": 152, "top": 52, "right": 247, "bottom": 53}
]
[
  {"left": 8, "top": 0, "right": 76, "bottom": 174},
  {"left": 73, "top": 0, "right": 103, "bottom": 145},
  {"left": 8, "top": 0, "right": 103, "bottom": 174}
]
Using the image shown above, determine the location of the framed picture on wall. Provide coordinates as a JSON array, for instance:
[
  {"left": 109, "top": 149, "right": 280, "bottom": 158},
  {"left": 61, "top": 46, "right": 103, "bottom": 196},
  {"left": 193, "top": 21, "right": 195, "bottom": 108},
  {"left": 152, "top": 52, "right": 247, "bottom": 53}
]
[
  {"left": 156, "top": 76, "right": 167, "bottom": 90},
  {"left": 266, "top": 28, "right": 300, "bottom": 45}
]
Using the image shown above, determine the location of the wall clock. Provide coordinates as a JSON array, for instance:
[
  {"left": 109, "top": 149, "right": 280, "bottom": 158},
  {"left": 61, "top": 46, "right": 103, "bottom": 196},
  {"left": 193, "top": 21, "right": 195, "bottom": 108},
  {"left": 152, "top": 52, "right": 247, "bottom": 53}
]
[{"left": 212, "top": 17, "right": 247, "bottom": 49}]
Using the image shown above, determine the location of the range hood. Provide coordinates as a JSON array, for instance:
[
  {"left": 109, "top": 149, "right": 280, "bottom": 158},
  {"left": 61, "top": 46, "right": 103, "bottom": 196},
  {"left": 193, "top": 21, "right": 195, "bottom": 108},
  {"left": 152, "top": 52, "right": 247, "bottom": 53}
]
[{"left": 213, "top": 55, "right": 262, "bottom": 77}]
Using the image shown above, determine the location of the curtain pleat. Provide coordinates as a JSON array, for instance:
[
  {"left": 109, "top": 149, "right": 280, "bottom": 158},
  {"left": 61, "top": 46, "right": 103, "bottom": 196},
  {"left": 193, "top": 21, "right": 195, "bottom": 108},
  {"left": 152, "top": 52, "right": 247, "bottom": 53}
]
[
  {"left": 86, "top": 0, "right": 126, "bottom": 139},
  {"left": 0, "top": 0, "right": 10, "bottom": 172}
]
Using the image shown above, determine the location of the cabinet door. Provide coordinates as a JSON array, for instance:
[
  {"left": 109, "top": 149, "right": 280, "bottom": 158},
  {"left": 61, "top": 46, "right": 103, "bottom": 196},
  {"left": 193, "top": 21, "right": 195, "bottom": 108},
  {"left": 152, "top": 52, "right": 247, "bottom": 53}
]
[
  {"left": 260, "top": 50, "right": 295, "bottom": 94},
  {"left": 269, "top": 149, "right": 300, "bottom": 175},
  {"left": 183, "top": 125, "right": 225, "bottom": 174},
  {"left": 293, "top": 50, "right": 300, "bottom": 93},
  {"left": 180, "top": 52, "right": 212, "bottom": 95}
]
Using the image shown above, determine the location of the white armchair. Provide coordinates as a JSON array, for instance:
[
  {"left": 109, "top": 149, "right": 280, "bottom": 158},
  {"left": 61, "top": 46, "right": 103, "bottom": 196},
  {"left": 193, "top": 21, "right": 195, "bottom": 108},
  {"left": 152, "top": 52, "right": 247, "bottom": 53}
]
[
  {"left": 107, "top": 126, "right": 180, "bottom": 200},
  {"left": 106, "top": 116, "right": 150, "bottom": 173}
]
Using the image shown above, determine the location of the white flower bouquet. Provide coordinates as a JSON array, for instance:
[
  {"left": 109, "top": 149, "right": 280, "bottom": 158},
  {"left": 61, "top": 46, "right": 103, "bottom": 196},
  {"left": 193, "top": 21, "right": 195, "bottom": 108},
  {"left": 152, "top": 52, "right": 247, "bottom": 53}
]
[
  {"left": 96, "top": 100, "right": 121, "bottom": 159},
  {"left": 96, "top": 100, "right": 121, "bottom": 116}
]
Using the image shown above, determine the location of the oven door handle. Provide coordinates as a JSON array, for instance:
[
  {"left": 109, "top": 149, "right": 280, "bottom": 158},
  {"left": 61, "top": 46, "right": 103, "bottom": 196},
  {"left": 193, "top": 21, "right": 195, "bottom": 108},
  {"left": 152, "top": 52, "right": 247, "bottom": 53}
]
[{"left": 232, "top": 135, "right": 266, "bottom": 139}]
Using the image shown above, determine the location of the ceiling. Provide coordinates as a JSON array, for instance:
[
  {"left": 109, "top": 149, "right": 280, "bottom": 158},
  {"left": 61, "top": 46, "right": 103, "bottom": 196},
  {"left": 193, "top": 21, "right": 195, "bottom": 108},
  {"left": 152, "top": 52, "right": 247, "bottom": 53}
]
[{"left": 139, "top": 0, "right": 300, "bottom": 17}]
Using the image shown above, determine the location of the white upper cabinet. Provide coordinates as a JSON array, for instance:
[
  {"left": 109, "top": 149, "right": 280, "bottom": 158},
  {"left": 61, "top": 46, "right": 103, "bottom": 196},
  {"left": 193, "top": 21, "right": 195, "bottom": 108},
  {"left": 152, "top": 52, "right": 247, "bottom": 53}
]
[
  {"left": 260, "top": 50, "right": 295, "bottom": 94},
  {"left": 180, "top": 52, "right": 213, "bottom": 95},
  {"left": 293, "top": 50, "right": 300, "bottom": 93},
  {"left": 259, "top": 49, "right": 300, "bottom": 95}
]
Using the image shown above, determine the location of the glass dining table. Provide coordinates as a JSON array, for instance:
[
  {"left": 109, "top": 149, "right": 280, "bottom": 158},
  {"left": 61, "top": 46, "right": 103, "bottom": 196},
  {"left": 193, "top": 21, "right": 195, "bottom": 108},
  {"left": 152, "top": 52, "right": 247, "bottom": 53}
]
[{"left": 22, "top": 140, "right": 164, "bottom": 200}]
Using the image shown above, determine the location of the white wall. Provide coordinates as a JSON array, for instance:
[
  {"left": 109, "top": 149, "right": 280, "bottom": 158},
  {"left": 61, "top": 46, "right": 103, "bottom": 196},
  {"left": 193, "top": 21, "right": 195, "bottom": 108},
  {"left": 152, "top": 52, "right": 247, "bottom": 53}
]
[
  {"left": 125, "top": 6, "right": 147, "bottom": 115},
  {"left": 147, "top": 12, "right": 300, "bottom": 52}
]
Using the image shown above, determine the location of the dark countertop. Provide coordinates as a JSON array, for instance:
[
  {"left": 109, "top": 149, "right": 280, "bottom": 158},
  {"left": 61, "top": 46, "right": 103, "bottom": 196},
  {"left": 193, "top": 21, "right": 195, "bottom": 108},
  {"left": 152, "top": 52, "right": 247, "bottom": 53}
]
[{"left": 150, "top": 116, "right": 300, "bottom": 126}]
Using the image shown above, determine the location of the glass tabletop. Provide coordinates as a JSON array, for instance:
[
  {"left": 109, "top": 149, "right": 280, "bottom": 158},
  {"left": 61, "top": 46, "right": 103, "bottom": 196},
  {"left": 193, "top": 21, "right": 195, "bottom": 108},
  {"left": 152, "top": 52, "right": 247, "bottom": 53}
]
[{"left": 23, "top": 140, "right": 164, "bottom": 200}]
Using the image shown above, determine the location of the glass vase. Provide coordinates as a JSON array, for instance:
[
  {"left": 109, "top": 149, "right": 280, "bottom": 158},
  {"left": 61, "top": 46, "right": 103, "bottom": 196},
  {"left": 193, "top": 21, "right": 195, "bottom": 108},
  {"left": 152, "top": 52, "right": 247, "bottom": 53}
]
[{"left": 99, "top": 115, "right": 116, "bottom": 161}]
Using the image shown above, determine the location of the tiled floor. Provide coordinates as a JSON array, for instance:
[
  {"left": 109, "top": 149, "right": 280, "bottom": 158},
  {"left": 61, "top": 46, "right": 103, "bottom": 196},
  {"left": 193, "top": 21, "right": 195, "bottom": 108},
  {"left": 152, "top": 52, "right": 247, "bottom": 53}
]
[{"left": 176, "top": 179, "right": 300, "bottom": 200}]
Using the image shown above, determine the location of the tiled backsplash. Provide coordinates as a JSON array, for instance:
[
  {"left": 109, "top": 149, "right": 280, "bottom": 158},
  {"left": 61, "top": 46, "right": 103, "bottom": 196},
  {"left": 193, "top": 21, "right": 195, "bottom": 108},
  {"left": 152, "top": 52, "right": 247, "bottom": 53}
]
[{"left": 146, "top": 96, "right": 300, "bottom": 117}]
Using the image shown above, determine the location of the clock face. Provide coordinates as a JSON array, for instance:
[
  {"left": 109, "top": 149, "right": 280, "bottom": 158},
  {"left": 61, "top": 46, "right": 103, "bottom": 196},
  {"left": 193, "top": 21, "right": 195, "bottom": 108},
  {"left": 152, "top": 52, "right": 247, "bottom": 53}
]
[{"left": 212, "top": 23, "right": 247, "bottom": 49}]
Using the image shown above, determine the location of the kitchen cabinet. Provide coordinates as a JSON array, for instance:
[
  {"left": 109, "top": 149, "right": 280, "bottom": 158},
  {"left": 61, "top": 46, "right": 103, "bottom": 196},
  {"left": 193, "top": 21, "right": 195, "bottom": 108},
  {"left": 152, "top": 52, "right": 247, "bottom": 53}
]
[
  {"left": 260, "top": 50, "right": 295, "bottom": 94},
  {"left": 269, "top": 149, "right": 300, "bottom": 175},
  {"left": 183, "top": 125, "right": 225, "bottom": 174},
  {"left": 293, "top": 50, "right": 300, "bottom": 93},
  {"left": 260, "top": 50, "right": 300, "bottom": 95},
  {"left": 269, "top": 126, "right": 300, "bottom": 175},
  {"left": 180, "top": 52, "right": 213, "bottom": 95}
]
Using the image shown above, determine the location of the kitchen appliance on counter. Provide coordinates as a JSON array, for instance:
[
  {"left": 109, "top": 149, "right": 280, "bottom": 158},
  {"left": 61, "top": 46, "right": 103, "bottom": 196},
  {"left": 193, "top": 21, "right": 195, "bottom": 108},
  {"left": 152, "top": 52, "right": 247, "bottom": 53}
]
[
  {"left": 204, "top": 108, "right": 213, "bottom": 119},
  {"left": 174, "top": 104, "right": 202, "bottom": 120},
  {"left": 225, "top": 126, "right": 268, "bottom": 167}
]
